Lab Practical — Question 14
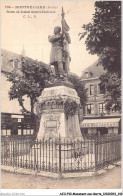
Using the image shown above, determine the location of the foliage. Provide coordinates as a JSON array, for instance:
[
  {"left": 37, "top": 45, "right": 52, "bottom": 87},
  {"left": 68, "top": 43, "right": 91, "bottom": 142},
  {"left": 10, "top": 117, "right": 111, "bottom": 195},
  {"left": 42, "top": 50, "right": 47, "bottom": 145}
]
[
  {"left": 79, "top": 1, "right": 121, "bottom": 111},
  {"left": 64, "top": 98, "right": 78, "bottom": 118},
  {"left": 7, "top": 55, "right": 87, "bottom": 120},
  {"left": 100, "top": 73, "right": 121, "bottom": 112},
  {"left": 7, "top": 57, "right": 51, "bottom": 116},
  {"left": 68, "top": 74, "right": 87, "bottom": 106},
  {"left": 79, "top": 1, "right": 121, "bottom": 76}
]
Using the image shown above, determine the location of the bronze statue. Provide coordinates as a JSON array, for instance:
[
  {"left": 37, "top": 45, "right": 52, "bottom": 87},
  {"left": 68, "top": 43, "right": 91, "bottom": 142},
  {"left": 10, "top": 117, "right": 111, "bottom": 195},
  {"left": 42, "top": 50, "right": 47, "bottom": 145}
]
[{"left": 48, "top": 25, "right": 71, "bottom": 79}]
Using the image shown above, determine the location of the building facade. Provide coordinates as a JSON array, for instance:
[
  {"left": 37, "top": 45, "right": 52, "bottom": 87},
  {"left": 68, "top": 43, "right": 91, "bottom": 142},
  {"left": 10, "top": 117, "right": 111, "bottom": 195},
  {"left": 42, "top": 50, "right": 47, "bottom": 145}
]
[
  {"left": 1, "top": 49, "right": 36, "bottom": 136},
  {"left": 80, "top": 62, "right": 121, "bottom": 136},
  {"left": 1, "top": 48, "right": 29, "bottom": 114}
]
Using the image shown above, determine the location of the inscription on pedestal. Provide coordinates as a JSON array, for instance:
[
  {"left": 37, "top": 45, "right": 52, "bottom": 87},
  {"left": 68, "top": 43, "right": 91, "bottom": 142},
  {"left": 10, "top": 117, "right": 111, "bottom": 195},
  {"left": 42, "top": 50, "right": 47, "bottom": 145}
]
[
  {"left": 43, "top": 114, "right": 61, "bottom": 133},
  {"left": 46, "top": 120, "right": 57, "bottom": 128}
]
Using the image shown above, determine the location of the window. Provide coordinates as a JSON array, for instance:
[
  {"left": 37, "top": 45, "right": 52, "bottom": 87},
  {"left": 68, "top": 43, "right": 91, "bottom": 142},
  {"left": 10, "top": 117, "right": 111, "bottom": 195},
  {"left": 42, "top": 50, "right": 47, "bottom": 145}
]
[
  {"left": 31, "top": 129, "right": 34, "bottom": 134},
  {"left": 27, "top": 129, "right": 30, "bottom": 135},
  {"left": 13, "top": 60, "right": 18, "bottom": 69},
  {"left": 87, "top": 104, "right": 94, "bottom": 114},
  {"left": 18, "top": 129, "right": 22, "bottom": 135},
  {"left": 98, "top": 83, "right": 105, "bottom": 94},
  {"left": 2, "top": 129, "right": 7, "bottom": 136},
  {"left": 84, "top": 71, "right": 93, "bottom": 78},
  {"left": 99, "top": 103, "right": 106, "bottom": 114},
  {"left": 7, "top": 129, "right": 11, "bottom": 135},
  {"left": 23, "top": 129, "right": 27, "bottom": 135},
  {"left": 23, "top": 129, "right": 33, "bottom": 135},
  {"left": 2, "top": 129, "right": 11, "bottom": 136},
  {"left": 84, "top": 72, "right": 89, "bottom": 78},
  {"left": 83, "top": 107, "right": 86, "bottom": 115},
  {"left": 90, "top": 85, "right": 94, "bottom": 95}
]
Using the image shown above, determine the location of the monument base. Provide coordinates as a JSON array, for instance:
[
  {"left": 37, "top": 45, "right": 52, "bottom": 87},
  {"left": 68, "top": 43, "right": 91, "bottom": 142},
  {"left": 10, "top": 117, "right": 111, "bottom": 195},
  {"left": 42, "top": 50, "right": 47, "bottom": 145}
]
[{"left": 37, "top": 84, "right": 83, "bottom": 140}]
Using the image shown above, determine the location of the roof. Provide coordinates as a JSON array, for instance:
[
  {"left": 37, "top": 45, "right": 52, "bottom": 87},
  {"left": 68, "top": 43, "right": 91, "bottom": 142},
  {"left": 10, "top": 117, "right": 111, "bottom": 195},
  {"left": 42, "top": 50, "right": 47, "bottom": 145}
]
[
  {"left": 81, "top": 61, "right": 106, "bottom": 80},
  {"left": 1, "top": 48, "right": 50, "bottom": 73},
  {"left": 1, "top": 49, "right": 22, "bottom": 73}
]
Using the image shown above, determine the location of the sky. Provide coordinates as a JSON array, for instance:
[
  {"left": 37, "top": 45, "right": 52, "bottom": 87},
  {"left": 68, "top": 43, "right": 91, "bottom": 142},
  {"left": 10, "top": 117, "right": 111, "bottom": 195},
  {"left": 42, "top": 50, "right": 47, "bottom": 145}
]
[{"left": 1, "top": 1, "right": 98, "bottom": 76}]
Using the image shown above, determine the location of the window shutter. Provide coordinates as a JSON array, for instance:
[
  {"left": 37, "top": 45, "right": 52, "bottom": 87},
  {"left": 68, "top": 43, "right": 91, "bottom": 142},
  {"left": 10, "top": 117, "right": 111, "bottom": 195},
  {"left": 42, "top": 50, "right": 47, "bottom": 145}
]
[
  {"left": 86, "top": 88, "right": 89, "bottom": 96},
  {"left": 91, "top": 104, "right": 95, "bottom": 114},
  {"left": 94, "top": 84, "right": 97, "bottom": 95}
]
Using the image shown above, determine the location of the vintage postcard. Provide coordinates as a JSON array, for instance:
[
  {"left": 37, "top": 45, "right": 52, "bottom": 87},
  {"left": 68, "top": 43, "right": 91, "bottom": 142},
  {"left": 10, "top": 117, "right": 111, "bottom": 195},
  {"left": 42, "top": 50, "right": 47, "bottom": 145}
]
[{"left": 1, "top": 0, "right": 122, "bottom": 195}]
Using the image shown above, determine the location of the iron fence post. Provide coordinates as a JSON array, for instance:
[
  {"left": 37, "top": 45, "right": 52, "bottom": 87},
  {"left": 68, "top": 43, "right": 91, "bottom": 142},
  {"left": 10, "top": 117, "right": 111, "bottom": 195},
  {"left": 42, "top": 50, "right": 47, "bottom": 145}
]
[
  {"left": 34, "top": 141, "right": 36, "bottom": 171},
  {"left": 13, "top": 140, "right": 15, "bottom": 168},
  {"left": 94, "top": 138, "right": 98, "bottom": 175},
  {"left": 59, "top": 135, "right": 62, "bottom": 178}
]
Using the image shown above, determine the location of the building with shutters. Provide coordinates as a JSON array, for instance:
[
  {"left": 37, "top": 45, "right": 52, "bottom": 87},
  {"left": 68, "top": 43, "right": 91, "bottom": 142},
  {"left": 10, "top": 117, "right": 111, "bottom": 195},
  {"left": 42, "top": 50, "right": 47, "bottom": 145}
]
[
  {"left": 80, "top": 61, "right": 121, "bottom": 136},
  {"left": 1, "top": 48, "right": 30, "bottom": 115},
  {"left": 1, "top": 49, "right": 36, "bottom": 137}
]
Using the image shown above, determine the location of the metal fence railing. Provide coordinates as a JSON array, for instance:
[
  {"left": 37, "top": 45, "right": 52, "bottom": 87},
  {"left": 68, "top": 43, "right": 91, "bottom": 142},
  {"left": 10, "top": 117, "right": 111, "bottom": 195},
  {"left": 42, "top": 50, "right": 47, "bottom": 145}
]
[
  {"left": 94, "top": 135, "right": 121, "bottom": 170},
  {"left": 1, "top": 135, "right": 121, "bottom": 173}
]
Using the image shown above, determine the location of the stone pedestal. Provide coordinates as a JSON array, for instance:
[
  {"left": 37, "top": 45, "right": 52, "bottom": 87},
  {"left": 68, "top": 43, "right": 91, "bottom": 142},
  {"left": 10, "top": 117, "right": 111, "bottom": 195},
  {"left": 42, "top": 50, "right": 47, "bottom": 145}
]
[{"left": 37, "top": 83, "right": 83, "bottom": 140}]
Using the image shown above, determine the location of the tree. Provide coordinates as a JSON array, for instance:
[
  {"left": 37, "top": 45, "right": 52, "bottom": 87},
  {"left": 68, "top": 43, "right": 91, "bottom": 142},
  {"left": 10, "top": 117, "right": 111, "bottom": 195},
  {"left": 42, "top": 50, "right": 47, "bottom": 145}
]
[
  {"left": 7, "top": 57, "right": 51, "bottom": 117},
  {"left": 100, "top": 73, "right": 121, "bottom": 112},
  {"left": 79, "top": 1, "right": 121, "bottom": 111},
  {"left": 68, "top": 73, "right": 87, "bottom": 106},
  {"left": 8, "top": 56, "right": 87, "bottom": 114}
]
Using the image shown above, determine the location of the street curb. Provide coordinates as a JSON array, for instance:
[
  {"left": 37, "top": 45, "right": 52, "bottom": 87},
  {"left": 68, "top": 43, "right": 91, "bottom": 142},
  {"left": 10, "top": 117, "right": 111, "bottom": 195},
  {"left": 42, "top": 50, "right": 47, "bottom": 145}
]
[{"left": 1, "top": 161, "right": 121, "bottom": 179}]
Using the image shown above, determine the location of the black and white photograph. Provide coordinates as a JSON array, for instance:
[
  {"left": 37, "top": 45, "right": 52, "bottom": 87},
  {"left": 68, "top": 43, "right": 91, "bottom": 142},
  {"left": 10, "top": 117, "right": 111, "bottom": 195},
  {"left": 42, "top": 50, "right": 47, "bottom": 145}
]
[{"left": 1, "top": 0, "right": 122, "bottom": 194}]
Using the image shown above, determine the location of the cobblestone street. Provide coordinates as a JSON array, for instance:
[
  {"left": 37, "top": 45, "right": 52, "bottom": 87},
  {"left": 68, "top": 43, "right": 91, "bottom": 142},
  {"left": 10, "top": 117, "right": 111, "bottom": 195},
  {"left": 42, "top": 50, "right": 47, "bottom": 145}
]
[{"left": 1, "top": 166, "right": 121, "bottom": 189}]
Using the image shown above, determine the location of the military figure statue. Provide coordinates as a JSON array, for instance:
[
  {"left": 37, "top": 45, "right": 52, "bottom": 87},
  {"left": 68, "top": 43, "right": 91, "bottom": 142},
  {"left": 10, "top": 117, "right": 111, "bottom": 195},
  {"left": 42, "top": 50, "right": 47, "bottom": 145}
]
[{"left": 48, "top": 26, "right": 71, "bottom": 79}]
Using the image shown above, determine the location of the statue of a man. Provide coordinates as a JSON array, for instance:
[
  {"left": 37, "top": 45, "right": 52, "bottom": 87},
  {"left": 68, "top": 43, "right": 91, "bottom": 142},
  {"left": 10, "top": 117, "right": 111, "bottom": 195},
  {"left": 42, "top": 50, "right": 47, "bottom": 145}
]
[{"left": 48, "top": 26, "right": 71, "bottom": 79}]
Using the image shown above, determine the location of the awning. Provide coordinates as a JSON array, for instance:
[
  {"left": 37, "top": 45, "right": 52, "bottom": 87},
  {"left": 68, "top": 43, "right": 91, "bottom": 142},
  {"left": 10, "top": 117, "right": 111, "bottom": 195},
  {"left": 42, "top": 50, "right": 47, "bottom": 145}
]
[{"left": 80, "top": 118, "right": 120, "bottom": 128}]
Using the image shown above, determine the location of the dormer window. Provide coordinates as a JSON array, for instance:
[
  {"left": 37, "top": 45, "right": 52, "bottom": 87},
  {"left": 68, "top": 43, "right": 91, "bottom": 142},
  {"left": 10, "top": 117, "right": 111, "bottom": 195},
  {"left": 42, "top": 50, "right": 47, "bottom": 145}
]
[
  {"left": 83, "top": 71, "right": 93, "bottom": 78},
  {"left": 11, "top": 59, "right": 20, "bottom": 70},
  {"left": 14, "top": 59, "right": 18, "bottom": 69},
  {"left": 9, "top": 58, "right": 21, "bottom": 70},
  {"left": 84, "top": 72, "right": 89, "bottom": 78}
]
